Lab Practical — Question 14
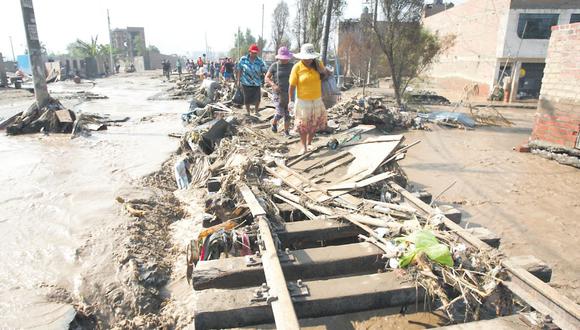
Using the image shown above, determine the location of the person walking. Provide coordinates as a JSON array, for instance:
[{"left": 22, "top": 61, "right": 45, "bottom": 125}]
[
  {"left": 236, "top": 44, "right": 267, "bottom": 115},
  {"left": 223, "top": 58, "right": 234, "bottom": 81},
  {"left": 265, "top": 46, "right": 293, "bottom": 136},
  {"left": 176, "top": 59, "right": 182, "bottom": 78},
  {"left": 209, "top": 61, "right": 215, "bottom": 79},
  {"left": 288, "top": 43, "right": 328, "bottom": 154}
]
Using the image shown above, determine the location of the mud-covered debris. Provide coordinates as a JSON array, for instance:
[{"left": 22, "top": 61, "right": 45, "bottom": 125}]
[
  {"left": 6, "top": 98, "right": 76, "bottom": 135},
  {"left": 327, "top": 96, "right": 418, "bottom": 131}
]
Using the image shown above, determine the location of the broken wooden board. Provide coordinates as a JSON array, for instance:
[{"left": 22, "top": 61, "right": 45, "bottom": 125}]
[
  {"left": 341, "top": 135, "right": 403, "bottom": 179},
  {"left": 434, "top": 314, "right": 531, "bottom": 329},
  {"left": 192, "top": 242, "right": 384, "bottom": 290},
  {"left": 194, "top": 272, "right": 423, "bottom": 329},
  {"left": 55, "top": 109, "right": 73, "bottom": 123}
]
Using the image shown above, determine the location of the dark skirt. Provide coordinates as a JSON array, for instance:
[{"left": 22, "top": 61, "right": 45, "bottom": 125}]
[{"left": 241, "top": 85, "right": 261, "bottom": 105}]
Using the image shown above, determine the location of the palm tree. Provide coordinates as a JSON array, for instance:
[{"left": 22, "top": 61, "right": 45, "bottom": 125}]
[{"left": 71, "top": 36, "right": 99, "bottom": 58}]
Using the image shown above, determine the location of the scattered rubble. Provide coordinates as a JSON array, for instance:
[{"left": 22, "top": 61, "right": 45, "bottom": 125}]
[
  {"left": 528, "top": 140, "right": 580, "bottom": 168},
  {"left": 6, "top": 98, "right": 76, "bottom": 135},
  {"left": 407, "top": 90, "right": 451, "bottom": 105},
  {"left": 327, "top": 96, "right": 418, "bottom": 131}
]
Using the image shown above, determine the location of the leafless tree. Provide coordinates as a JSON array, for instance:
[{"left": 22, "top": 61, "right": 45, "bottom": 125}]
[
  {"left": 292, "top": 0, "right": 346, "bottom": 50},
  {"left": 271, "top": 1, "right": 291, "bottom": 51},
  {"left": 373, "top": 0, "right": 455, "bottom": 106}
]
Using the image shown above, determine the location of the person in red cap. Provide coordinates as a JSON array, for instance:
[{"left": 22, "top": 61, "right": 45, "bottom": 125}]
[{"left": 236, "top": 44, "right": 267, "bottom": 114}]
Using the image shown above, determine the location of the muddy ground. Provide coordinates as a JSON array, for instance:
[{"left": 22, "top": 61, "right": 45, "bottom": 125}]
[{"left": 400, "top": 107, "right": 580, "bottom": 303}]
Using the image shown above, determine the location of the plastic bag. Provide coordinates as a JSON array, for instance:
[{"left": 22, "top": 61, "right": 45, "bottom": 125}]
[
  {"left": 232, "top": 87, "right": 244, "bottom": 105},
  {"left": 397, "top": 230, "right": 453, "bottom": 268}
]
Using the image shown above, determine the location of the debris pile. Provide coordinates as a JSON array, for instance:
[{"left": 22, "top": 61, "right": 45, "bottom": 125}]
[
  {"left": 168, "top": 89, "right": 511, "bottom": 325},
  {"left": 169, "top": 75, "right": 236, "bottom": 104},
  {"left": 407, "top": 90, "right": 451, "bottom": 105},
  {"left": 327, "top": 96, "right": 418, "bottom": 131},
  {"left": 70, "top": 113, "right": 130, "bottom": 137},
  {"left": 6, "top": 98, "right": 76, "bottom": 135}
]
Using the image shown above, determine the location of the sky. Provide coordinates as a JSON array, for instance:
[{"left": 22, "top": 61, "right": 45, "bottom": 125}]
[{"left": 0, "top": 0, "right": 466, "bottom": 60}]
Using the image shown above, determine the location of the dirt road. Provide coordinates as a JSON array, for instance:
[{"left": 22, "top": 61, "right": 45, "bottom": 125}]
[{"left": 400, "top": 106, "right": 580, "bottom": 303}]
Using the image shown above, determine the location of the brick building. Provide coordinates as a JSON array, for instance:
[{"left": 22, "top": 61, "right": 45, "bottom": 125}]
[
  {"left": 423, "top": 0, "right": 580, "bottom": 101},
  {"left": 530, "top": 23, "right": 580, "bottom": 150}
]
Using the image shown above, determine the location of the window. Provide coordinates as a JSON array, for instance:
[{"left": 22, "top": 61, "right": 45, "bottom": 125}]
[
  {"left": 571, "top": 14, "right": 580, "bottom": 24},
  {"left": 517, "top": 14, "right": 559, "bottom": 39}
]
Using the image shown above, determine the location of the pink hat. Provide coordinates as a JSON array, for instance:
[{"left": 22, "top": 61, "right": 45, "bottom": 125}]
[{"left": 275, "top": 46, "right": 293, "bottom": 60}]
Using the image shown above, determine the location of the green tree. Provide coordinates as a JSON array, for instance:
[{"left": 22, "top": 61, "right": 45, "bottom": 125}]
[
  {"left": 373, "top": 0, "right": 455, "bottom": 106},
  {"left": 229, "top": 28, "right": 265, "bottom": 59},
  {"left": 147, "top": 45, "right": 160, "bottom": 53},
  {"left": 133, "top": 35, "right": 145, "bottom": 56},
  {"left": 68, "top": 36, "right": 99, "bottom": 58}
]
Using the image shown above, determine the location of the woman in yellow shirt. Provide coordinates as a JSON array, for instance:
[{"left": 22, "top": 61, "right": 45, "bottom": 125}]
[{"left": 288, "top": 43, "right": 328, "bottom": 154}]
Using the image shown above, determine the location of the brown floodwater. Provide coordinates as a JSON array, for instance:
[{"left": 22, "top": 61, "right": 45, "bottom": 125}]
[{"left": 0, "top": 73, "right": 187, "bottom": 327}]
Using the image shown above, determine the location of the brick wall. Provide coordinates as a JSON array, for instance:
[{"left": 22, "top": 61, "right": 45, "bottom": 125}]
[{"left": 531, "top": 23, "right": 580, "bottom": 149}]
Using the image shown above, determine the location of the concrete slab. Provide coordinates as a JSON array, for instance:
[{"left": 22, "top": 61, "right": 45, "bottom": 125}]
[
  {"left": 193, "top": 242, "right": 384, "bottom": 290},
  {"left": 194, "top": 272, "right": 422, "bottom": 329}
]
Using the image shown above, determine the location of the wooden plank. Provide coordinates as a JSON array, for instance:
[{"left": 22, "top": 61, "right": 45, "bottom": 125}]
[
  {"left": 503, "top": 260, "right": 580, "bottom": 330},
  {"left": 274, "top": 194, "right": 317, "bottom": 220},
  {"left": 307, "top": 154, "right": 355, "bottom": 179},
  {"left": 192, "top": 242, "right": 384, "bottom": 290},
  {"left": 238, "top": 184, "right": 299, "bottom": 330},
  {"left": 434, "top": 314, "right": 530, "bottom": 329},
  {"left": 389, "top": 182, "right": 580, "bottom": 330},
  {"left": 302, "top": 151, "right": 349, "bottom": 172},
  {"left": 327, "top": 171, "right": 395, "bottom": 191},
  {"left": 194, "top": 272, "right": 423, "bottom": 329},
  {"left": 276, "top": 163, "right": 330, "bottom": 194}
]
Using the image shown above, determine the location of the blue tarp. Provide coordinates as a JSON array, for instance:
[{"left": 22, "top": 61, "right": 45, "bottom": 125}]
[
  {"left": 417, "top": 111, "right": 476, "bottom": 128},
  {"left": 17, "top": 55, "right": 31, "bottom": 75}
]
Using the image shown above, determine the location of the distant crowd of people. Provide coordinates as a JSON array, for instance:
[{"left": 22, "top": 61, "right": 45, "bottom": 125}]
[
  {"left": 161, "top": 55, "right": 236, "bottom": 82},
  {"left": 162, "top": 43, "right": 335, "bottom": 155}
]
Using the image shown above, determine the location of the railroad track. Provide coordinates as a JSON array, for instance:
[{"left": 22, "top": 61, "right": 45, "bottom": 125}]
[{"left": 189, "top": 127, "right": 580, "bottom": 330}]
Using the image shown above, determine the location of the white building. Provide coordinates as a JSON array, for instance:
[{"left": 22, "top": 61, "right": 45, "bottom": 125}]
[{"left": 424, "top": 0, "right": 580, "bottom": 101}]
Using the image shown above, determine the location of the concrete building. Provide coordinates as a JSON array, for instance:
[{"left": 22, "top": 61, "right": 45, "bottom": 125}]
[
  {"left": 424, "top": 0, "right": 580, "bottom": 101},
  {"left": 112, "top": 27, "right": 150, "bottom": 70},
  {"left": 530, "top": 22, "right": 580, "bottom": 151}
]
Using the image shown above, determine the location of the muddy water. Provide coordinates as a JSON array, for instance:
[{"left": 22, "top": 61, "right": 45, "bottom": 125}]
[{"left": 0, "top": 73, "right": 187, "bottom": 327}]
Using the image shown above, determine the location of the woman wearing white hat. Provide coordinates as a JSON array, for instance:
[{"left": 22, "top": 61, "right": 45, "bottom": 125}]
[{"left": 288, "top": 43, "right": 328, "bottom": 154}]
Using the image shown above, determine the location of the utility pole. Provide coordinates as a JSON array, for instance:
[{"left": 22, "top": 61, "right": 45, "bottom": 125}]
[
  {"left": 205, "top": 32, "right": 208, "bottom": 60},
  {"left": 19, "top": 0, "right": 50, "bottom": 108},
  {"left": 9, "top": 36, "right": 16, "bottom": 62},
  {"left": 107, "top": 9, "right": 114, "bottom": 75},
  {"left": 321, "top": 0, "right": 334, "bottom": 64},
  {"left": 237, "top": 26, "right": 241, "bottom": 60},
  {"left": 261, "top": 3, "right": 264, "bottom": 56}
]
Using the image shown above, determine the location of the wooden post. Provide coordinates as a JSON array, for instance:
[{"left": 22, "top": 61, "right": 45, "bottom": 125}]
[
  {"left": 20, "top": 0, "right": 50, "bottom": 108},
  {"left": 238, "top": 184, "right": 300, "bottom": 330}
]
